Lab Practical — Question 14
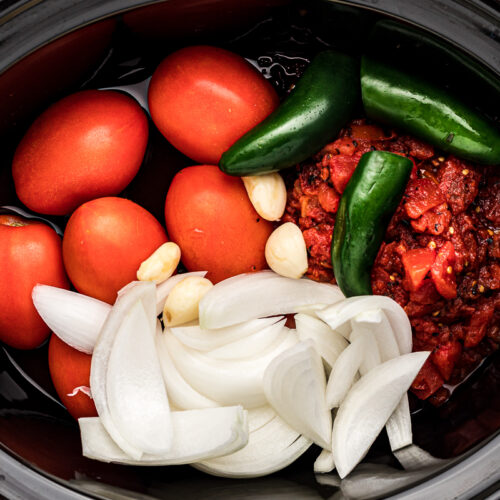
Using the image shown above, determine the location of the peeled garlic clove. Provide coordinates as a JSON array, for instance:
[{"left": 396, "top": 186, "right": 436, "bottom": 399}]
[
  {"left": 137, "top": 242, "right": 181, "bottom": 284},
  {"left": 265, "top": 223, "right": 308, "bottom": 279},
  {"left": 163, "top": 276, "right": 213, "bottom": 327},
  {"left": 242, "top": 173, "right": 287, "bottom": 221}
]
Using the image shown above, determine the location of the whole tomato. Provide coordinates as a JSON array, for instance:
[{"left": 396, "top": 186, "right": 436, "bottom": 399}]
[
  {"left": 48, "top": 334, "right": 97, "bottom": 420},
  {"left": 165, "top": 165, "right": 273, "bottom": 283},
  {"left": 12, "top": 90, "right": 149, "bottom": 215},
  {"left": 148, "top": 45, "right": 279, "bottom": 165},
  {"left": 63, "top": 197, "right": 168, "bottom": 304},
  {"left": 0, "top": 215, "right": 69, "bottom": 349}
]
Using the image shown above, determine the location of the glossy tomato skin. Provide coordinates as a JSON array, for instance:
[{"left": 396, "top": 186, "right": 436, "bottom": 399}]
[
  {"left": 0, "top": 215, "right": 69, "bottom": 350},
  {"left": 48, "top": 334, "right": 97, "bottom": 420},
  {"left": 12, "top": 90, "right": 149, "bottom": 215},
  {"left": 63, "top": 197, "right": 167, "bottom": 304},
  {"left": 165, "top": 165, "right": 273, "bottom": 283},
  {"left": 148, "top": 45, "right": 279, "bottom": 165}
]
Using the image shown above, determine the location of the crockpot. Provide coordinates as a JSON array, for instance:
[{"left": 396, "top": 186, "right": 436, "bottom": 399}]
[{"left": 0, "top": 1, "right": 499, "bottom": 498}]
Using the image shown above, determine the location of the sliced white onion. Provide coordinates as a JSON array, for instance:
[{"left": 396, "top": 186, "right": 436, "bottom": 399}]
[
  {"left": 325, "top": 336, "right": 367, "bottom": 409},
  {"left": 351, "top": 311, "right": 412, "bottom": 452},
  {"left": 171, "top": 317, "right": 281, "bottom": 352},
  {"left": 156, "top": 326, "right": 219, "bottom": 410},
  {"left": 199, "top": 271, "right": 344, "bottom": 329},
  {"left": 314, "top": 449, "right": 335, "bottom": 474},
  {"left": 156, "top": 271, "right": 207, "bottom": 315},
  {"left": 90, "top": 281, "right": 156, "bottom": 459},
  {"left": 79, "top": 406, "right": 248, "bottom": 465},
  {"left": 164, "top": 330, "right": 298, "bottom": 408},
  {"left": 263, "top": 340, "right": 331, "bottom": 449},
  {"left": 194, "top": 415, "right": 312, "bottom": 478},
  {"left": 317, "top": 296, "right": 412, "bottom": 355},
  {"left": 206, "top": 319, "right": 286, "bottom": 360},
  {"left": 32, "top": 285, "right": 110, "bottom": 354},
  {"left": 332, "top": 351, "right": 430, "bottom": 478},
  {"left": 247, "top": 406, "right": 276, "bottom": 433},
  {"left": 295, "top": 313, "right": 348, "bottom": 371},
  {"left": 106, "top": 301, "right": 172, "bottom": 455}
]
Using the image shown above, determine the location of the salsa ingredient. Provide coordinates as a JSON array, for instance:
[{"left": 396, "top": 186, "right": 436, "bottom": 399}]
[
  {"left": 195, "top": 414, "right": 312, "bottom": 478},
  {"left": 163, "top": 329, "right": 298, "bottom": 408},
  {"left": 0, "top": 215, "right": 69, "bottom": 349},
  {"left": 318, "top": 295, "right": 413, "bottom": 355},
  {"left": 106, "top": 300, "right": 172, "bottom": 455},
  {"left": 12, "top": 90, "right": 148, "bottom": 215},
  {"left": 332, "top": 150, "right": 413, "bottom": 297},
  {"left": 242, "top": 173, "right": 287, "bottom": 221},
  {"left": 294, "top": 313, "right": 349, "bottom": 372},
  {"left": 33, "top": 285, "right": 110, "bottom": 354},
  {"left": 137, "top": 242, "right": 181, "bottom": 284},
  {"left": 80, "top": 406, "right": 248, "bottom": 465},
  {"left": 263, "top": 340, "right": 332, "bottom": 449},
  {"left": 165, "top": 165, "right": 273, "bottom": 284},
  {"left": 265, "top": 222, "right": 308, "bottom": 279},
  {"left": 332, "top": 351, "right": 430, "bottom": 478},
  {"left": 90, "top": 281, "right": 157, "bottom": 459},
  {"left": 148, "top": 45, "right": 279, "bottom": 165},
  {"left": 198, "top": 270, "right": 344, "bottom": 329},
  {"left": 361, "top": 56, "right": 500, "bottom": 165},
  {"left": 170, "top": 317, "right": 281, "bottom": 352},
  {"left": 48, "top": 334, "right": 97, "bottom": 420},
  {"left": 156, "top": 271, "right": 207, "bottom": 315},
  {"left": 163, "top": 276, "right": 213, "bottom": 327},
  {"left": 219, "top": 50, "right": 359, "bottom": 176},
  {"left": 314, "top": 449, "right": 335, "bottom": 474},
  {"left": 63, "top": 197, "right": 167, "bottom": 304}
]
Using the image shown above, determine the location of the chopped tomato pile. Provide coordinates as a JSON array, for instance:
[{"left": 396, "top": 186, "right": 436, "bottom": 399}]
[{"left": 283, "top": 119, "right": 500, "bottom": 405}]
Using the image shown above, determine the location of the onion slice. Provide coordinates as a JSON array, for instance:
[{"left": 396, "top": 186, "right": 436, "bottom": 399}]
[
  {"left": 317, "top": 296, "right": 412, "bottom": 354},
  {"left": 325, "top": 336, "right": 367, "bottom": 409},
  {"left": 351, "top": 311, "right": 412, "bottom": 451},
  {"left": 263, "top": 340, "right": 332, "bottom": 449},
  {"left": 156, "top": 325, "right": 219, "bottom": 410},
  {"left": 164, "top": 330, "right": 298, "bottom": 408},
  {"left": 79, "top": 406, "right": 248, "bottom": 465},
  {"left": 90, "top": 281, "right": 156, "bottom": 459},
  {"left": 332, "top": 351, "right": 430, "bottom": 478},
  {"left": 156, "top": 271, "right": 207, "bottom": 315},
  {"left": 171, "top": 317, "right": 281, "bottom": 352},
  {"left": 206, "top": 319, "right": 286, "bottom": 360},
  {"left": 106, "top": 300, "right": 172, "bottom": 455},
  {"left": 194, "top": 415, "right": 312, "bottom": 478},
  {"left": 295, "top": 313, "right": 348, "bottom": 371},
  {"left": 199, "top": 271, "right": 344, "bottom": 329},
  {"left": 32, "top": 285, "right": 110, "bottom": 354}
]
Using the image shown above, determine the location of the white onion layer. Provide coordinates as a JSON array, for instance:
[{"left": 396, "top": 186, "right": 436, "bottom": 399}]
[
  {"left": 332, "top": 351, "right": 430, "bottom": 478},
  {"left": 171, "top": 317, "right": 281, "bottom": 352},
  {"left": 263, "top": 340, "right": 332, "bottom": 449},
  {"left": 90, "top": 281, "right": 156, "bottom": 459},
  {"left": 79, "top": 406, "right": 248, "bottom": 465},
  {"left": 32, "top": 285, "right": 110, "bottom": 354},
  {"left": 199, "top": 271, "right": 344, "bottom": 329},
  {"left": 317, "top": 296, "right": 412, "bottom": 355},
  {"left": 195, "top": 415, "right": 312, "bottom": 478},
  {"left": 106, "top": 301, "right": 172, "bottom": 455},
  {"left": 164, "top": 330, "right": 298, "bottom": 408}
]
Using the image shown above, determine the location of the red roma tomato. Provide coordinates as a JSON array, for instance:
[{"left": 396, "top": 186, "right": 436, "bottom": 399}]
[
  {"left": 148, "top": 45, "right": 279, "bottom": 165},
  {"left": 0, "top": 215, "right": 69, "bottom": 350},
  {"left": 48, "top": 334, "right": 97, "bottom": 420},
  {"left": 165, "top": 165, "right": 273, "bottom": 283},
  {"left": 63, "top": 197, "right": 167, "bottom": 304},
  {"left": 12, "top": 90, "right": 149, "bottom": 215}
]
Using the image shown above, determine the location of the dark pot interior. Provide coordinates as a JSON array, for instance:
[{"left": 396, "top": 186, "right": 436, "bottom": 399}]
[{"left": 0, "top": 1, "right": 499, "bottom": 498}]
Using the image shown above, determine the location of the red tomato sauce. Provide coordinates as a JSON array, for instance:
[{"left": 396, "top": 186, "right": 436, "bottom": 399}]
[{"left": 282, "top": 118, "right": 500, "bottom": 405}]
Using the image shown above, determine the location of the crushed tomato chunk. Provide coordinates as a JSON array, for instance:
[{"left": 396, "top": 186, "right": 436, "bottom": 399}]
[{"left": 283, "top": 118, "right": 499, "bottom": 405}]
